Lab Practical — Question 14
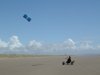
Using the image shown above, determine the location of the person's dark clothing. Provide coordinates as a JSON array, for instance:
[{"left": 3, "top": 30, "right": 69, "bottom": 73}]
[{"left": 66, "top": 56, "right": 71, "bottom": 64}]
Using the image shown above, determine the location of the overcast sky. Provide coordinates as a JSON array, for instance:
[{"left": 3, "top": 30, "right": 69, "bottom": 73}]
[{"left": 0, "top": 0, "right": 100, "bottom": 55}]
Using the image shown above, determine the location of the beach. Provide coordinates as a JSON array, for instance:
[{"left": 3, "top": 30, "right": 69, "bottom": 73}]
[{"left": 0, "top": 55, "right": 100, "bottom": 75}]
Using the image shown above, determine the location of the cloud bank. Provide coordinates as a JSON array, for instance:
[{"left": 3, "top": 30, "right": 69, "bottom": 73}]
[{"left": 0, "top": 35, "right": 100, "bottom": 55}]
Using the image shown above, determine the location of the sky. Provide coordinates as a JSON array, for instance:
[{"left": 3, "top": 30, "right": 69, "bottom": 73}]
[{"left": 0, "top": 0, "right": 100, "bottom": 55}]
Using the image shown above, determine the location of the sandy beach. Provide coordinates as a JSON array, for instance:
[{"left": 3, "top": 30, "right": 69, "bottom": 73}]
[{"left": 0, "top": 55, "right": 100, "bottom": 75}]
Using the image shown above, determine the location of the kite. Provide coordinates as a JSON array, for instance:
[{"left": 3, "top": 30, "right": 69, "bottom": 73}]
[{"left": 23, "top": 14, "right": 31, "bottom": 22}]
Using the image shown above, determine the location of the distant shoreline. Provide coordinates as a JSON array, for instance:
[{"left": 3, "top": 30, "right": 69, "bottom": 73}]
[
  {"left": 0, "top": 54, "right": 100, "bottom": 58},
  {"left": 0, "top": 54, "right": 66, "bottom": 58}
]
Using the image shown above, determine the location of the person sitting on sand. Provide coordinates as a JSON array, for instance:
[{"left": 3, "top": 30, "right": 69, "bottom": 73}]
[{"left": 66, "top": 56, "right": 71, "bottom": 64}]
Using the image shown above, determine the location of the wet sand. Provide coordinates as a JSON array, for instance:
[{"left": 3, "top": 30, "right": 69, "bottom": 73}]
[{"left": 0, "top": 55, "right": 100, "bottom": 75}]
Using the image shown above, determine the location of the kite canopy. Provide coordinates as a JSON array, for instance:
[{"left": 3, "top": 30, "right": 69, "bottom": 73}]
[
  {"left": 23, "top": 14, "right": 28, "bottom": 19},
  {"left": 27, "top": 17, "right": 31, "bottom": 22},
  {"left": 23, "top": 14, "right": 31, "bottom": 22}
]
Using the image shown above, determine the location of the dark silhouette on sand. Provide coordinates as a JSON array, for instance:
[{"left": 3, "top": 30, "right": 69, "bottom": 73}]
[
  {"left": 66, "top": 56, "right": 71, "bottom": 64},
  {"left": 62, "top": 56, "right": 75, "bottom": 65}
]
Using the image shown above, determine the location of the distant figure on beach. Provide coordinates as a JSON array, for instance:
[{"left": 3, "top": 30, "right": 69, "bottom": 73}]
[
  {"left": 62, "top": 56, "right": 75, "bottom": 65},
  {"left": 66, "top": 56, "right": 71, "bottom": 64}
]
